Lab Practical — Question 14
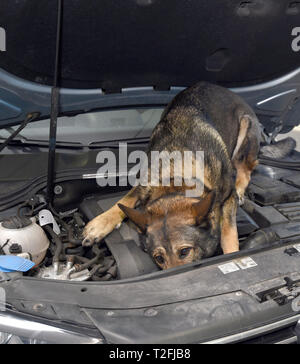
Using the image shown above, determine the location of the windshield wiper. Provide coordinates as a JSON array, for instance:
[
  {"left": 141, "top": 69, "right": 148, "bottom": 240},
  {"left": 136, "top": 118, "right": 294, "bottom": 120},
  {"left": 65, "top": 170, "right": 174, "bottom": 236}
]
[
  {"left": 0, "top": 112, "right": 40, "bottom": 153},
  {"left": 89, "top": 137, "right": 150, "bottom": 148},
  {"left": 0, "top": 135, "right": 149, "bottom": 150},
  {"left": 0, "top": 137, "right": 83, "bottom": 149}
]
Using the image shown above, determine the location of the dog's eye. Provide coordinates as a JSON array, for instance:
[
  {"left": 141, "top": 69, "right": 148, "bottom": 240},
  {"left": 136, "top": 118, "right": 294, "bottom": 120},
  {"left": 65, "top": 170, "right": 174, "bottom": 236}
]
[
  {"left": 155, "top": 255, "right": 165, "bottom": 265},
  {"left": 179, "top": 247, "right": 192, "bottom": 259}
]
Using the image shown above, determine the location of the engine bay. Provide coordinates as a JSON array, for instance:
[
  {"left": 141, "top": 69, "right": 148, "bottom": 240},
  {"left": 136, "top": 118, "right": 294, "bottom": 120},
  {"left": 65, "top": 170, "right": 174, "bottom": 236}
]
[{"left": 1, "top": 149, "right": 300, "bottom": 282}]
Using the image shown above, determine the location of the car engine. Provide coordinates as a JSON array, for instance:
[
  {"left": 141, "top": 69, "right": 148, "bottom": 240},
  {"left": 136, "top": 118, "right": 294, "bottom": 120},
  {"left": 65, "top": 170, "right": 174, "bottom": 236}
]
[
  {"left": 2, "top": 147, "right": 300, "bottom": 281},
  {"left": 0, "top": 191, "right": 160, "bottom": 281}
]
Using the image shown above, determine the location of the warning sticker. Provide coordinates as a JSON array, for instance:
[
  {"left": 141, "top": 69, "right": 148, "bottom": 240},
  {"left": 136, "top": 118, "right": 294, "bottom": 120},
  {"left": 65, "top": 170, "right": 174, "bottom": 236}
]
[
  {"left": 236, "top": 257, "right": 258, "bottom": 270},
  {"left": 293, "top": 244, "right": 300, "bottom": 253},
  {"left": 218, "top": 262, "right": 240, "bottom": 274}
]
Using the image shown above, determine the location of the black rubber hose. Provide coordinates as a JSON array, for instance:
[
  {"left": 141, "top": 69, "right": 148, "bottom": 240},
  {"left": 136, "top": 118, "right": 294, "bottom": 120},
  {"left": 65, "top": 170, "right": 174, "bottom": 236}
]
[
  {"left": 240, "top": 229, "right": 278, "bottom": 250},
  {"left": 259, "top": 157, "right": 300, "bottom": 171},
  {"left": 48, "top": 205, "right": 83, "bottom": 245},
  {"left": 88, "top": 264, "right": 102, "bottom": 277},
  {"left": 92, "top": 258, "right": 115, "bottom": 276},
  {"left": 75, "top": 245, "right": 104, "bottom": 272},
  {"left": 59, "top": 219, "right": 82, "bottom": 246},
  {"left": 44, "top": 225, "right": 63, "bottom": 263},
  {"left": 73, "top": 255, "right": 90, "bottom": 264},
  {"left": 64, "top": 246, "right": 84, "bottom": 256},
  {"left": 74, "top": 212, "right": 85, "bottom": 228},
  {"left": 54, "top": 216, "right": 82, "bottom": 246},
  {"left": 91, "top": 265, "right": 117, "bottom": 281}
]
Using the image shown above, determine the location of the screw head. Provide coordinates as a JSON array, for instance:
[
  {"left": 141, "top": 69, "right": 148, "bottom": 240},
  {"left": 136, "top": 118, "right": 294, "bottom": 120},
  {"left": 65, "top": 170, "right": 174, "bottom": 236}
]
[
  {"left": 144, "top": 308, "right": 158, "bottom": 317},
  {"left": 33, "top": 303, "right": 46, "bottom": 312},
  {"left": 54, "top": 185, "right": 63, "bottom": 195}
]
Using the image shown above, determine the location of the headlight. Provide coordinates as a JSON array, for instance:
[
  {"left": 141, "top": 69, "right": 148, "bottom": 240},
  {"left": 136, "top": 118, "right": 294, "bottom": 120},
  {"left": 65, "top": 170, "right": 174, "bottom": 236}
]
[
  {"left": 0, "top": 312, "right": 103, "bottom": 344},
  {"left": 0, "top": 331, "right": 38, "bottom": 344},
  {"left": 0, "top": 332, "right": 14, "bottom": 344}
]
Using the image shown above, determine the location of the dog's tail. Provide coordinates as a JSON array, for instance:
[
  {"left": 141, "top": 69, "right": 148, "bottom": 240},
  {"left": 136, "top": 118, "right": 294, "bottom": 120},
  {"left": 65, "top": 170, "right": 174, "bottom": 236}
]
[{"left": 260, "top": 137, "right": 296, "bottom": 159}]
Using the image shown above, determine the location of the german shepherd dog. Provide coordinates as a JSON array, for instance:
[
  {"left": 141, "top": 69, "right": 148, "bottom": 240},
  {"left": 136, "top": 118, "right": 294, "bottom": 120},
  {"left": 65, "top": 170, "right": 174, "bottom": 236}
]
[{"left": 82, "top": 82, "right": 260, "bottom": 269}]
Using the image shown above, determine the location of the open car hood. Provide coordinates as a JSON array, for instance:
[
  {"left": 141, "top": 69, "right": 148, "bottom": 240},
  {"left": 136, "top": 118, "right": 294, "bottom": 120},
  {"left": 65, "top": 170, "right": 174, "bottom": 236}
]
[{"left": 0, "top": 0, "right": 300, "bottom": 131}]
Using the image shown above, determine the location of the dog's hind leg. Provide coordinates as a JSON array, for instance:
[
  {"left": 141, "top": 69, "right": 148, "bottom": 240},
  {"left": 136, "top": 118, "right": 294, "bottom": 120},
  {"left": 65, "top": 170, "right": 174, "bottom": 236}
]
[
  {"left": 220, "top": 192, "right": 239, "bottom": 254},
  {"left": 82, "top": 187, "right": 140, "bottom": 246},
  {"left": 221, "top": 114, "right": 259, "bottom": 254},
  {"left": 232, "top": 115, "right": 259, "bottom": 205},
  {"left": 234, "top": 157, "right": 258, "bottom": 205}
]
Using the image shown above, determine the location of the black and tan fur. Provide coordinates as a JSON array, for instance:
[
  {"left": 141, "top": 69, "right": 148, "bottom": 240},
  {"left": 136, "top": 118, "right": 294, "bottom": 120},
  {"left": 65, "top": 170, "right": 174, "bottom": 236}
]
[{"left": 82, "top": 82, "right": 260, "bottom": 269}]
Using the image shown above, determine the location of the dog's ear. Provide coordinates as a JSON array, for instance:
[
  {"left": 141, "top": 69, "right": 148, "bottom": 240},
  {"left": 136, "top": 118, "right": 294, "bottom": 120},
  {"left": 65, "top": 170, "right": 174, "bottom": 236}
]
[
  {"left": 191, "top": 191, "right": 215, "bottom": 224},
  {"left": 118, "top": 204, "right": 148, "bottom": 233}
]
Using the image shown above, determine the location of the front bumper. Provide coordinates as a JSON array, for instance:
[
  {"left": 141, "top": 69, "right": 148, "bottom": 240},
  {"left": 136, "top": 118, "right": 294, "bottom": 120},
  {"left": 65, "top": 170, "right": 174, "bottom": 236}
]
[{"left": 0, "top": 309, "right": 299, "bottom": 344}]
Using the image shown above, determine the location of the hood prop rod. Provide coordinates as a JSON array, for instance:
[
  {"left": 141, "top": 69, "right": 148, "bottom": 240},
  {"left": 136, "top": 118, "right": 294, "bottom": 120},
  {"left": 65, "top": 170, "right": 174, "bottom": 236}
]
[{"left": 47, "top": 0, "right": 63, "bottom": 204}]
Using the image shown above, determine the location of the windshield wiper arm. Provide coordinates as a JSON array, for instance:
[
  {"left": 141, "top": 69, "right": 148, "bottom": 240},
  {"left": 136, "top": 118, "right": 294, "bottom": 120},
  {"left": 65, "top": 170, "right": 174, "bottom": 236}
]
[
  {"left": 0, "top": 112, "right": 40, "bottom": 153},
  {"left": 1, "top": 138, "right": 83, "bottom": 149}
]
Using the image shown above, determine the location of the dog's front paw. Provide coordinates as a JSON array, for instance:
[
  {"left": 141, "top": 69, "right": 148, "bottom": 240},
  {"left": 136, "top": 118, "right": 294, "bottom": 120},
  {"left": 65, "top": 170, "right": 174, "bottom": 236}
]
[
  {"left": 236, "top": 189, "right": 245, "bottom": 206},
  {"left": 82, "top": 210, "right": 121, "bottom": 246},
  {"left": 238, "top": 194, "right": 245, "bottom": 206}
]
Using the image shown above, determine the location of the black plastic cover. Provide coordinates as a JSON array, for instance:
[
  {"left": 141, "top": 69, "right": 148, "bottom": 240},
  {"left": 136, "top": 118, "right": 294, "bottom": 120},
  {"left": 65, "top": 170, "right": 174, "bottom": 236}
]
[{"left": 248, "top": 175, "right": 300, "bottom": 206}]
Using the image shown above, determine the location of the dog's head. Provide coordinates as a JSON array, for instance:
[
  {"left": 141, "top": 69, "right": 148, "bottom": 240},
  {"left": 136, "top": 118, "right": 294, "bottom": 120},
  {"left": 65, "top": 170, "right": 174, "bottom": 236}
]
[{"left": 118, "top": 192, "right": 217, "bottom": 269}]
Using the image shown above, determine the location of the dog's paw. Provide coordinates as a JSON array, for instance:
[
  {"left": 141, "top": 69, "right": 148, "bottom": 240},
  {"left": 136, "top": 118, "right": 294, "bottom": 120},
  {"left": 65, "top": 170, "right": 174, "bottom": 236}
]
[
  {"left": 238, "top": 195, "right": 245, "bottom": 206},
  {"left": 236, "top": 189, "right": 245, "bottom": 206},
  {"left": 82, "top": 210, "right": 121, "bottom": 246}
]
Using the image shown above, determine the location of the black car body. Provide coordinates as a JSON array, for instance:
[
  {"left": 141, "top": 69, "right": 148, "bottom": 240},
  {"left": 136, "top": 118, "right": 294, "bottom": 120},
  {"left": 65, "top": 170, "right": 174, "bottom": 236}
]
[{"left": 0, "top": 0, "right": 300, "bottom": 344}]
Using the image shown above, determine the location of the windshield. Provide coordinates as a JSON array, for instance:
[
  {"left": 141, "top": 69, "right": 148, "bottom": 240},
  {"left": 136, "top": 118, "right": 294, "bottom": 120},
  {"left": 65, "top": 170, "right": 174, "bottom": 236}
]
[{"left": 0, "top": 107, "right": 164, "bottom": 146}]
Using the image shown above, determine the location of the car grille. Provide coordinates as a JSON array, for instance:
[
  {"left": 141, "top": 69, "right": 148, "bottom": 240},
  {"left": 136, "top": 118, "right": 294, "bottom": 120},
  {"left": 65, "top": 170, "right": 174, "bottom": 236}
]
[
  {"left": 205, "top": 315, "right": 300, "bottom": 344},
  {"left": 240, "top": 324, "right": 298, "bottom": 344}
]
